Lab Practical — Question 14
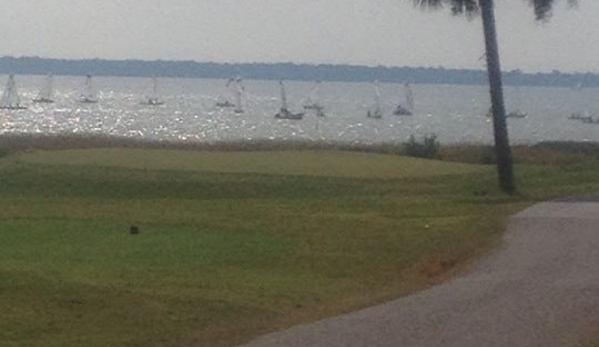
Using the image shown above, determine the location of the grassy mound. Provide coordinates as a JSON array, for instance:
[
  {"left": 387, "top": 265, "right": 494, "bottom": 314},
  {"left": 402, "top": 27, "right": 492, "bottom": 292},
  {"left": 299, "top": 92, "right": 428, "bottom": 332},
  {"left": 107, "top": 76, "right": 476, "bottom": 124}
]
[{"left": 19, "top": 148, "right": 486, "bottom": 179}]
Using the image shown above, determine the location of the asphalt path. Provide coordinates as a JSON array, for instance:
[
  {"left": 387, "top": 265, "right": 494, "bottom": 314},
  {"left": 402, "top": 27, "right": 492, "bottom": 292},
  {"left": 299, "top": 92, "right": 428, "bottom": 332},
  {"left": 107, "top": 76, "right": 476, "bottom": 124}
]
[{"left": 240, "top": 199, "right": 599, "bottom": 347}]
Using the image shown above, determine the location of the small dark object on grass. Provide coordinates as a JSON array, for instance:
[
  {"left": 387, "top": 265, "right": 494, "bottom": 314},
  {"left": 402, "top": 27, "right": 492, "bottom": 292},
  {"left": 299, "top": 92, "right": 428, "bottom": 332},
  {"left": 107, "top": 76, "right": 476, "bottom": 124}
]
[{"left": 130, "top": 225, "right": 139, "bottom": 235}]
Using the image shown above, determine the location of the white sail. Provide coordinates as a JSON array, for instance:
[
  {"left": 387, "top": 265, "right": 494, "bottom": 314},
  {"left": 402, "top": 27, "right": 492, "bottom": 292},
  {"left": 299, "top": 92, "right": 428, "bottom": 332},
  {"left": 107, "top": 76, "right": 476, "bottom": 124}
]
[
  {"left": 279, "top": 80, "right": 288, "bottom": 111},
  {"left": 79, "top": 75, "right": 98, "bottom": 103},
  {"left": 393, "top": 81, "right": 414, "bottom": 116},
  {"left": 33, "top": 74, "right": 54, "bottom": 103},
  {"left": 234, "top": 78, "right": 244, "bottom": 113},
  {"left": 216, "top": 77, "right": 244, "bottom": 112},
  {"left": 303, "top": 81, "right": 325, "bottom": 116},
  {"left": 367, "top": 80, "right": 382, "bottom": 118},
  {"left": 216, "top": 78, "right": 236, "bottom": 108},
  {"left": 0, "top": 74, "right": 26, "bottom": 109}
]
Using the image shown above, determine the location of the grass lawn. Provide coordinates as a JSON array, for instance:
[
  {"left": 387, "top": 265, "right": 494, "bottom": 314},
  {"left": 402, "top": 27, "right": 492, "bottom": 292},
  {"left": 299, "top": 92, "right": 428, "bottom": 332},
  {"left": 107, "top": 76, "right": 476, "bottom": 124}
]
[{"left": 1, "top": 138, "right": 598, "bottom": 347}]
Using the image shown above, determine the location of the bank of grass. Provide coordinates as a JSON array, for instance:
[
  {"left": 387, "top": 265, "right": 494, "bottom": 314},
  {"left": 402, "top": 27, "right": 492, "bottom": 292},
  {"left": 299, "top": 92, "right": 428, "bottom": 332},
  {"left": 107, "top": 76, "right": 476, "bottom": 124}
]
[{"left": 0, "top": 134, "right": 598, "bottom": 347}]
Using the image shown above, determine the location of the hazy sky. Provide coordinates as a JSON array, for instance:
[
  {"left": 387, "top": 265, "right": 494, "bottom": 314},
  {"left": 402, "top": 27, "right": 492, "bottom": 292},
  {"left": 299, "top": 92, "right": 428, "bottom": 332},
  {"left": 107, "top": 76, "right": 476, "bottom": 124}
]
[{"left": 1, "top": 0, "right": 596, "bottom": 73}]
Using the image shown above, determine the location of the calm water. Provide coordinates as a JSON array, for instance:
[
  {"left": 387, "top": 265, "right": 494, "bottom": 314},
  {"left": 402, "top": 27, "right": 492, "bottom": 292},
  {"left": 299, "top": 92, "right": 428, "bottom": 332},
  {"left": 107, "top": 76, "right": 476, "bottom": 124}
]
[{"left": 1, "top": 75, "right": 597, "bottom": 145}]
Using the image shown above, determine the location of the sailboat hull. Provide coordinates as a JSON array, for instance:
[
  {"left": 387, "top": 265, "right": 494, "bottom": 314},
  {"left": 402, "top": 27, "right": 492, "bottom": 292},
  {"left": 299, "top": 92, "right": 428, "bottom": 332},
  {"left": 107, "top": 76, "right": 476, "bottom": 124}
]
[
  {"left": 367, "top": 110, "right": 382, "bottom": 119},
  {"left": 32, "top": 98, "right": 54, "bottom": 103},
  {"left": 275, "top": 108, "right": 304, "bottom": 120},
  {"left": 506, "top": 111, "right": 527, "bottom": 118},
  {"left": 303, "top": 104, "right": 323, "bottom": 110},
  {"left": 216, "top": 101, "right": 235, "bottom": 108},
  {"left": 303, "top": 104, "right": 325, "bottom": 117},
  {"left": 393, "top": 105, "right": 412, "bottom": 116},
  {"left": 0, "top": 105, "right": 27, "bottom": 110},
  {"left": 140, "top": 98, "right": 164, "bottom": 106},
  {"left": 79, "top": 97, "right": 98, "bottom": 104}
]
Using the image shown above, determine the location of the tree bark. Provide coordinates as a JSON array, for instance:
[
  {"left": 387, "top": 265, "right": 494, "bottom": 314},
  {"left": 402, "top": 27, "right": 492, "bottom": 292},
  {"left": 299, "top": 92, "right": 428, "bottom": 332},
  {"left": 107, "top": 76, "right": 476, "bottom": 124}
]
[{"left": 480, "top": 0, "right": 515, "bottom": 194}]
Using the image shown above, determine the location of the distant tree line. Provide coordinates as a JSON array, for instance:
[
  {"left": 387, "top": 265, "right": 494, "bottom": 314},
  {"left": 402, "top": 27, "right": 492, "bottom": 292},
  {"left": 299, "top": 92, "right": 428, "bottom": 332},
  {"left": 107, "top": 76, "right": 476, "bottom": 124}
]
[{"left": 0, "top": 56, "right": 596, "bottom": 88}]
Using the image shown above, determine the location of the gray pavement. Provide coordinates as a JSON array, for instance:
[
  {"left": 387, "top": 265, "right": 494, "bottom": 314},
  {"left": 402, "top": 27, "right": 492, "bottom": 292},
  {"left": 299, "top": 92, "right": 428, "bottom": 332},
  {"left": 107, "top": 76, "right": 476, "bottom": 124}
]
[{"left": 240, "top": 200, "right": 599, "bottom": 347}]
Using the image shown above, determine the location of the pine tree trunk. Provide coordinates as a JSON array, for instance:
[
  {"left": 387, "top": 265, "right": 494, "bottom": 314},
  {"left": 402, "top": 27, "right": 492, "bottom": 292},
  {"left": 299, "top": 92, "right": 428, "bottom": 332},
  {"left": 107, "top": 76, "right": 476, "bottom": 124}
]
[{"left": 480, "top": 0, "right": 515, "bottom": 194}]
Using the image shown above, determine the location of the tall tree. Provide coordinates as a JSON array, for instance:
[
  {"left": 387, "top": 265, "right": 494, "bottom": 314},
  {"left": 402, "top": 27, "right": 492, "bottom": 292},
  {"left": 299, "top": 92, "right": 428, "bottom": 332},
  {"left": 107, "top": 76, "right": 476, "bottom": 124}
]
[{"left": 413, "top": 0, "right": 575, "bottom": 194}]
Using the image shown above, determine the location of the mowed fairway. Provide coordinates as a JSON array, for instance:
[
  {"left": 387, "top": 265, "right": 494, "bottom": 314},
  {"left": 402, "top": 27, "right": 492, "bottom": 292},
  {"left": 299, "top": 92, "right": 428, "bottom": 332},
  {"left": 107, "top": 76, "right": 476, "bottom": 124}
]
[
  {"left": 18, "top": 148, "right": 485, "bottom": 179},
  {"left": 1, "top": 147, "right": 593, "bottom": 347}
]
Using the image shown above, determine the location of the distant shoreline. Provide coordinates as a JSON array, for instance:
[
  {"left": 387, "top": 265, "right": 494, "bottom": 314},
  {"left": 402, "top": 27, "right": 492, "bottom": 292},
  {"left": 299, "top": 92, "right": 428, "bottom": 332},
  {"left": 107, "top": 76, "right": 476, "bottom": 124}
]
[{"left": 0, "top": 56, "right": 596, "bottom": 88}]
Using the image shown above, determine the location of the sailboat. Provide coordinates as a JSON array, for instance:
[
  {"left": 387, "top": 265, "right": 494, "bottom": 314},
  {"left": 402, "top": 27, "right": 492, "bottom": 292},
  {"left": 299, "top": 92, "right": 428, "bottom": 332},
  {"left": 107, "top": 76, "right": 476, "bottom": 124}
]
[
  {"left": 393, "top": 82, "right": 414, "bottom": 116},
  {"left": 303, "top": 80, "right": 325, "bottom": 117},
  {"left": 215, "top": 78, "right": 244, "bottom": 113},
  {"left": 486, "top": 106, "right": 527, "bottom": 119},
  {"left": 580, "top": 116, "right": 599, "bottom": 124},
  {"left": 568, "top": 112, "right": 593, "bottom": 122},
  {"left": 79, "top": 75, "right": 98, "bottom": 103},
  {"left": 506, "top": 110, "right": 527, "bottom": 118},
  {"left": 275, "top": 80, "right": 304, "bottom": 120},
  {"left": 215, "top": 78, "right": 236, "bottom": 108},
  {"left": 505, "top": 87, "right": 527, "bottom": 118},
  {"left": 0, "top": 74, "right": 27, "bottom": 110},
  {"left": 140, "top": 77, "right": 164, "bottom": 106},
  {"left": 32, "top": 74, "right": 55, "bottom": 103},
  {"left": 366, "top": 81, "right": 382, "bottom": 119}
]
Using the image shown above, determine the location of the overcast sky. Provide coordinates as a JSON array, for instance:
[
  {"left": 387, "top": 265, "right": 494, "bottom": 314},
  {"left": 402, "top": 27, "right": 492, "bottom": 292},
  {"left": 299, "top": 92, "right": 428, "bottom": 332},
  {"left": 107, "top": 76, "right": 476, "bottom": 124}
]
[{"left": 1, "top": 0, "right": 595, "bottom": 73}]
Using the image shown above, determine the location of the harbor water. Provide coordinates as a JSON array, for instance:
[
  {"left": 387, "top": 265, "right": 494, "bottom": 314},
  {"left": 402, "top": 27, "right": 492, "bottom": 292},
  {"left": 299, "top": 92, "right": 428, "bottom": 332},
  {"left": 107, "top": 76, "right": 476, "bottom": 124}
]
[{"left": 1, "top": 75, "right": 597, "bottom": 145}]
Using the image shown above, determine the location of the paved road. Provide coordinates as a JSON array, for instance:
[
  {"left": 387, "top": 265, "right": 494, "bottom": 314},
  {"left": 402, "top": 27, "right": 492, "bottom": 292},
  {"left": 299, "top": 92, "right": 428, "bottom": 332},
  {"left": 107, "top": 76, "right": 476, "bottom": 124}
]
[{"left": 240, "top": 200, "right": 599, "bottom": 347}]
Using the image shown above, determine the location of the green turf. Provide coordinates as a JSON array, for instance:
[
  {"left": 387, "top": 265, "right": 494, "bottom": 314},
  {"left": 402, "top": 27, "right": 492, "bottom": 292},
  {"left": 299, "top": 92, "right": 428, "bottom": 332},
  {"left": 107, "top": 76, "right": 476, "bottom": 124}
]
[
  {"left": 18, "top": 148, "right": 486, "bottom": 178},
  {"left": 1, "top": 147, "right": 597, "bottom": 347}
]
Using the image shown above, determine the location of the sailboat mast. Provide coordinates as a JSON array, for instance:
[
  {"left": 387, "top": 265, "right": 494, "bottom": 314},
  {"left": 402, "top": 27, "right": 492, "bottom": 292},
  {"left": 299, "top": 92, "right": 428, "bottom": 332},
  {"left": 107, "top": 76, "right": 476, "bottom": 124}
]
[{"left": 152, "top": 77, "right": 158, "bottom": 99}]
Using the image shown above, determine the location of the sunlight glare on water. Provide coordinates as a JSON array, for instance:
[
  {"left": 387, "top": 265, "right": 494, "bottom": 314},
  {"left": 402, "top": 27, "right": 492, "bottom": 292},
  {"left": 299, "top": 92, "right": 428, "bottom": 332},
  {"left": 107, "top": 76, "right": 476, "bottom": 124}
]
[{"left": 0, "top": 75, "right": 597, "bottom": 145}]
